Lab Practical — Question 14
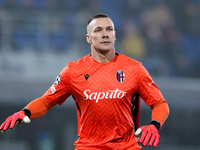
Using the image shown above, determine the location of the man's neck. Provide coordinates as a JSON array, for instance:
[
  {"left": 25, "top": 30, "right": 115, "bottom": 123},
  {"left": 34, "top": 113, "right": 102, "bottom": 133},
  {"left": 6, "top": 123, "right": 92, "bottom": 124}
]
[{"left": 91, "top": 49, "right": 116, "bottom": 63}]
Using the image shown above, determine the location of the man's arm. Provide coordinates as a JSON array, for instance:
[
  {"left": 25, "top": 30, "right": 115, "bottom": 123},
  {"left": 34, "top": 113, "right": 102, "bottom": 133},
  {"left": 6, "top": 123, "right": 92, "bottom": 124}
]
[
  {"left": 150, "top": 98, "right": 169, "bottom": 127},
  {"left": 0, "top": 97, "right": 56, "bottom": 133},
  {"left": 135, "top": 98, "right": 169, "bottom": 147},
  {"left": 25, "top": 97, "right": 57, "bottom": 119}
]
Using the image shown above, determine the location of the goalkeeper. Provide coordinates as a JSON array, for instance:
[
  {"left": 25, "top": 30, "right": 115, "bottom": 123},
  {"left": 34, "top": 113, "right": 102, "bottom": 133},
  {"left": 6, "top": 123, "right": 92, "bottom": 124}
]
[{"left": 0, "top": 13, "right": 169, "bottom": 150}]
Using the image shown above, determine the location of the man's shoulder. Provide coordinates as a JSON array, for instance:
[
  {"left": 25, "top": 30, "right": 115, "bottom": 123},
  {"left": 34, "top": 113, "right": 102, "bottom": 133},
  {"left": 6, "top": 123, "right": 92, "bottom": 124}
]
[
  {"left": 69, "top": 55, "right": 91, "bottom": 65},
  {"left": 68, "top": 54, "right": 91, "bottom": 69},
  {"left": 117, "top": 53, "right": 141, "bottom": 66}
]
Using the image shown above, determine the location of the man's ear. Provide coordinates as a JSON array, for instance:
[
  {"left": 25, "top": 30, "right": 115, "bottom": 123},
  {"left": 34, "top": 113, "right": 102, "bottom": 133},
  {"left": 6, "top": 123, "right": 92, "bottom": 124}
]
[
  {"left": 114, "top": 31, "right": 116, "bottom": 41},
  {"left": 86, "top": 34, "right": 92, "bottom": 44}
]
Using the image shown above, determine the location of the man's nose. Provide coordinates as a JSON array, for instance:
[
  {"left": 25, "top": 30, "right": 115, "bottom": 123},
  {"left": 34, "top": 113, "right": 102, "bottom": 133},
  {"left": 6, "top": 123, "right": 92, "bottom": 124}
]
[
  {"left": 102, "top": 35, "right": 109, "bottom": 39},
  {"left": 102, "top": 30, "right": 109, "bottom": 38}
]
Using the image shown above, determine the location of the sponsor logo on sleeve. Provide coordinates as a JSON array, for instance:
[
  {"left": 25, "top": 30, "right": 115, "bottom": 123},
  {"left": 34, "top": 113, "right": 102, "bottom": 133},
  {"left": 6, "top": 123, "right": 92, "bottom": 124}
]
[
  {"left": 50, "top": 74, "right": 61, "bottom": 94},
  {"left": 148, "top": 81, "right": 154, "bottom": 87},
  {"left": 51, "top": 84, "right": 56, "bottom": 94},
  {"left": 55, "top": 75, "right": 61, "bottom": 85}
]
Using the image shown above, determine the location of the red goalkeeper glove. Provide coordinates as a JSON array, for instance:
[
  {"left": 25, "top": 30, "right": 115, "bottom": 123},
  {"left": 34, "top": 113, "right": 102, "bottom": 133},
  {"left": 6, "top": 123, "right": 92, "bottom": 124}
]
[
  {"left": 0, "top": 109, "right": 31, "bottom": 133},
  {"left": 135, "top": 120, "right": 161, "bottom": 147}
]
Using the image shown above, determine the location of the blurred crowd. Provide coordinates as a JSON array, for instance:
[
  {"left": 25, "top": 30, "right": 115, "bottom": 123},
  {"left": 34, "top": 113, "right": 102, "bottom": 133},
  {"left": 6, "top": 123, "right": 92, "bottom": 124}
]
[{"left": 0, "top": 0, "right": 200, "bottom": 77}]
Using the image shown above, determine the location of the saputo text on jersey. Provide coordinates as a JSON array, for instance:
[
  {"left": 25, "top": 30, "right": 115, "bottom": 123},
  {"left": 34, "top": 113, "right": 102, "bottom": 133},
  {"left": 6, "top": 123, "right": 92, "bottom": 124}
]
[{"left": 83, "top": 88, "right": 126, "bottom": 103}]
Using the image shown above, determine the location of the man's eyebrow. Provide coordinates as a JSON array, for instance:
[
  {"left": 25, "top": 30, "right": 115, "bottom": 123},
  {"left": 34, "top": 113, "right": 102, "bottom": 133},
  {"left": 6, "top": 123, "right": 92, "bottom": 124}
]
[
  {"left": 107, "top": 26, "right": 113, "bottom": 29},
  {"left": 94, "top": 26, "right": 102, "bottom": 29},
  {"left": 94, "top": 26, "right": 113, "bottom": 29}
]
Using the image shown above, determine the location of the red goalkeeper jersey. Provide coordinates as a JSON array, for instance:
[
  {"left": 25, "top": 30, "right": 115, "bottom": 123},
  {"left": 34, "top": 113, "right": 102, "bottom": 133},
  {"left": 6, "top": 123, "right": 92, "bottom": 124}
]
[{"left": 43, "top": 53, "right": 163, "bottom": 149}]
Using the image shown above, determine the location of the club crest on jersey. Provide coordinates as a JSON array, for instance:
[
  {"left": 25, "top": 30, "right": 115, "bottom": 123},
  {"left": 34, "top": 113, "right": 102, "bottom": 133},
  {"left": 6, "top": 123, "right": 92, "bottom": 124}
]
[
  {"left": 116, "top": 70, "right": 125, "bottom": 83},
  {"left": 55, "top": 75, "right": 61, "bottom": 85}
]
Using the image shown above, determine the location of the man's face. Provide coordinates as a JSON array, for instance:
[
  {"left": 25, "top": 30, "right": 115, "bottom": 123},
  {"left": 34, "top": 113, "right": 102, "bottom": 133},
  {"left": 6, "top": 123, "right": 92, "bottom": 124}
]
[{"left": 86, "top": 18, "right": 116, "bottom": 53}]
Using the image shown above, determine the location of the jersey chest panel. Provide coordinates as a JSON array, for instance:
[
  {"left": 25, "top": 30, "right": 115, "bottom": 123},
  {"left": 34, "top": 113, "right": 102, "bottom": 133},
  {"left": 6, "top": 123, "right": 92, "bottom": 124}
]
[{"left": 70, "top": 61, "right": 139, "bottom": 105}]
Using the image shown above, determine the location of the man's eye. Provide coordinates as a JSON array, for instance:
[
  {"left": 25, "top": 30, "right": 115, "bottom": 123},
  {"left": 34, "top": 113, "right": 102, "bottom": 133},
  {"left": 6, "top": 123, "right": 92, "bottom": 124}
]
[{"left": 95, "top": 29, "right": 100, "bottom": 32}]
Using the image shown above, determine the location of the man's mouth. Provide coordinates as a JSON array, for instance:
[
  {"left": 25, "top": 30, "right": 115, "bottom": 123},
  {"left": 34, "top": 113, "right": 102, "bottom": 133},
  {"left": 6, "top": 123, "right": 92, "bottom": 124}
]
[{"left": 101, "top": 41, "right": 111, "bottom": 44}]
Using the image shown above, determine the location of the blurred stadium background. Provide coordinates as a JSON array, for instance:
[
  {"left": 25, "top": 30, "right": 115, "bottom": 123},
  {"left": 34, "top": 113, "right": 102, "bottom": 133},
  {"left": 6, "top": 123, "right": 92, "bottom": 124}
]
[{"left": 0, "top": 0, "right": 200, "bottom": 150}]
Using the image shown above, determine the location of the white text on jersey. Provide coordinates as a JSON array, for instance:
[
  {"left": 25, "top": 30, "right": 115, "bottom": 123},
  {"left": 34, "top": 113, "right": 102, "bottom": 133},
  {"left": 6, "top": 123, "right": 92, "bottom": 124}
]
[{"left": 83, "top": 89, "right": 126, "bottom": 103}]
